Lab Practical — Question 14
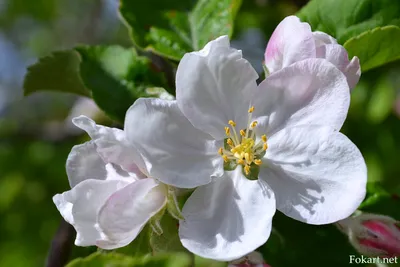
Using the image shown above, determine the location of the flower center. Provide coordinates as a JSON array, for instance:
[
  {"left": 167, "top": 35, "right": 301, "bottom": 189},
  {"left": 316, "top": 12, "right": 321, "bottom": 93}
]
[{"left": 218, "top": 106, "right": 268, "bottom": 175}]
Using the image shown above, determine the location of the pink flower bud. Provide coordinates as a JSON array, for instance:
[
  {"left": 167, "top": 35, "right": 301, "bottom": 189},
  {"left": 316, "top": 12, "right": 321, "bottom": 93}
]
[
  {"left": 228, "top": 251, "right": 272, "bottom": 267},
  {"left": 337, "top": 213, "right": 400, "bottom": 257}
]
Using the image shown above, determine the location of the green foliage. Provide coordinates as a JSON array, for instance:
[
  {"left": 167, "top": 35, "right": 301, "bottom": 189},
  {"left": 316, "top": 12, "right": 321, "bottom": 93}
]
[
  {"left": 297, "top": 0, "right": 400, "bottom": 44},
  {"left": 23, "top": 46, "right": 171, "bottom": 122},
  {"left": 150, "top": 212, "right": 185, "bottom": 253},
  {"left": 66, "top": 252, "right": 191, "bottom": 267},
  {"left": 259, "top": 212, "right": 359, "bottom": 267},
  {"left": 23, "top": 51, "right": 91, "bottom": 97},
  {"left": 298, "top": 0, "right": 400, "bottom": 71},
  {"left": 119, "top": 0, "right": 242, "bottom": 60},
  {"left": 344, "top": 26, "right": 400, "bottom": 71},
  {"left": 115, "top": 225, "right": 152, "bottom": 257},
  {"left": 76, "top": 46, "right": 169, "bottom": 121}
]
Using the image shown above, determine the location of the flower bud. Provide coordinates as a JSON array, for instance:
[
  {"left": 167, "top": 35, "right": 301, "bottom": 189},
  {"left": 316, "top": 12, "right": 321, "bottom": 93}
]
[
  {"left": 337, "top": 213, "right": 400, "bottom": 257},
  {"left": 228, "top": 251, "right": 272, "bottom": 267}
]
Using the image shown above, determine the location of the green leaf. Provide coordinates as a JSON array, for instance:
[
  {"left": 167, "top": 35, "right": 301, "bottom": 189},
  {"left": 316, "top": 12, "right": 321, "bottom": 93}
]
[
  {"left": 150, "top": 212, "right": 186, "bottom": 253},
  {"left": 363, "top": 65, "right": 397, "bottom": 122},
  {"left": 344, "top": 26, "right": 400, "bottom": 71},
  {"left": 259, "top": 212, "right": 359, "bottom": 267},
  {"left": 75, "top": 45, "right": 170, "bottom": 122},
  {"left": 360, "top": 193, "right": 400, "bottom": 219},
  {"left": 23, "top": 51, "right": 91, "bottom": 97},
  {"left": 115, "top": 225, "right": 152, "bottom": 257},
  {"left": 120, "top": 0, "right": 242, "bottom": 60},
  {"left": 67, "top": 252, "right": 192, "bottom": 267},
  {"left": 297, "top": 0, "right": 400, "bottom": 45},
  {"left": 194, "top": 256, "right": 228, "bottom": 267}
]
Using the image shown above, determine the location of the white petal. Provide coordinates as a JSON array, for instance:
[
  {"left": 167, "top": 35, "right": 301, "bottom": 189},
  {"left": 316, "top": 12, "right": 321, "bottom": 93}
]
[
  {"left": 66, "top": 141, "right": 108, "bottom": 188},
  {"left": 179, "top": 167, "right": 275, "bottom": 261},
  {"left": 176, "top": 35, "right": 258, "bottom": 140},
  {"left": 264, "top": 16, "right": 315, "bottom": 73},
  {"left": 345, "top": 56, "right": 361, "bottom": 90},
  {"left": 315, "top": 44, "right": 361, "bottom": 89},
  {"left": 261, "top": 125, "right": 367, "bottom": 224},
  {"left": 72, "top": 115, "right": 146, "bottom": 176},
  {"left": 66, "top": 141, "right": 136, "bottom": 187},
  {"left": 312, "top": 31, "right": 338, "bottom": 46},
  {"left": 96, "top": 178, "right": 167, "bottom": 249},
  {"left": 52, "top": 179, "right": 129, "bottom": 247},
  {"left": 125, "top": 98, "right": 223, "bottom": 188},
  {"left": 253, "top": 58, "right": 350, "bottom": 136}
]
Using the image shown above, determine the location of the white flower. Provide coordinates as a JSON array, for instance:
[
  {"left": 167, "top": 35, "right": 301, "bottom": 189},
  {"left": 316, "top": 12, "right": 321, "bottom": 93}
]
[
  {"left": 264, "top": 16, "right": 361, "bottom": 89},
  {"left": 124, "top": 35, "right": 367, "bottom": 261},
  {"left": 52, "top": 116, "right": 167, "bottom": 249}
]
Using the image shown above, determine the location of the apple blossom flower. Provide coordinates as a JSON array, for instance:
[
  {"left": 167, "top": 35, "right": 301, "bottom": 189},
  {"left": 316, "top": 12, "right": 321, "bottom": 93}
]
[
  {"left": 264, "top": 16, "right": 360, "bottom": 89},
  {"left": 124, "top": 35, "right": 367, "bottom": 260},
  {"left": 52, "top": 116, "right": 169, "bottom": 249},
  {"left": 337, "top": 213, "right": 400, "bottom": 257}
]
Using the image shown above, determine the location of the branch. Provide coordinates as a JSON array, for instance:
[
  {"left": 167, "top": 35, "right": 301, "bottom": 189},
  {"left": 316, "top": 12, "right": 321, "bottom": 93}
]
[{"left": 45, "top": 219, "right": 75, "bottom": 267}]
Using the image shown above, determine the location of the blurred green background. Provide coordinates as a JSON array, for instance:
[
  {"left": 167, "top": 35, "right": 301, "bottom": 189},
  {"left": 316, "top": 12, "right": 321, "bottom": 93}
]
[{"left": 0, "top": 0, "right": 399, "bottom": 266}]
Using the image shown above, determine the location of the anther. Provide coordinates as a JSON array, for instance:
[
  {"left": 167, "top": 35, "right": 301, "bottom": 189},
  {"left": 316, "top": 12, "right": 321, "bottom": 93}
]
[
  {"left": 237, "top": 159, "right": 245, "bottom": 165},
  {"left": 248, "top": 106, "right": 255, "bottom": 113},
  {"left": 250, "top": 121, "right": 258, "bottom": 128},
  {"left": 263, "top": 143, "right": 268, "bottom": 150},
  {"left": 244, "top": 165, "right": 251, "bottom": 175},
  {"left": 228, "top": 120, "right": 236, "bottom": 127},
  {"left": 240, "top": 129, "right": 246, "bottom": 136},
  {"left": 244, "top": 153, "right": 251, "bottom": 163},
  {"left": 227, "top": 138, "right": 233, "bottom": 146},
  {"left": 225, "top": 127, "right": 230, "bottom": 136},
  {"left": 218, "top": 147, "right": 223, "bottom": 155},
  {"left": 222, "top": 155, "right": 229, "bottom": 162},
  {"left": 261, "top": 135, "right": 267, "bottom": 143},
  {"left": 255, "top": 159, "right": 262, "bottom": 165}
]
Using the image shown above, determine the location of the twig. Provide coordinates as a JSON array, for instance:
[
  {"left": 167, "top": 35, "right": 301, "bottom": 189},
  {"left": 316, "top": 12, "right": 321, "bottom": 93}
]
[{"left": 45, "top": 219, "right": 75, "bottom": 267}]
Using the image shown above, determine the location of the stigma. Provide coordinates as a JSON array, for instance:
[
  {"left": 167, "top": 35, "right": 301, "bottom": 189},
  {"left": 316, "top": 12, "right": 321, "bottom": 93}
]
[{"left": 219, "top": 106, "right": 268, "bottom": 175}]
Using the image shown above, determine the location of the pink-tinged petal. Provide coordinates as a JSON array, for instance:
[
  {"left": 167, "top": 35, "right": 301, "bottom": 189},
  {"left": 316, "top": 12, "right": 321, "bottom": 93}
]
[
  {"left": 176, "top": 35, "right": 258, "bottom": 140},
  {"left": 253, "top": 58, "right": 350, "bottom": 136},
  {"left": 315, "top": 44, "right": 360, "bottom": 89},
  {"left": 261, "top": 125, "right": 367, "bottom": 224},
  {"left": 337, "top": 213, "right": 400, "bottom": 257},
  {"left": 312, "top": 31, "right": 338, "bottom": 46},
  {"left": 264, "top": 16, "right": 315, "bottom": 73},
  {"left": 96, "top": 178, "right": 167, "bottom": 249},
  {"left": 125, "top": 98, "right": 223, "bottom": 188},
  {"left": 72, "top": 116, "right": 147, "bottom": 176},
  {"left": 52, "top": 179, "right": 129, "bottom": 247},
  {"left": 179, "top": 167, "right": 275, "bottom": 261},
  {"left": 344, "top": 56, "right": 361, "bottom": 90},
  {"left": 66, "top": 141, "right": 137, "bottom": 187},
  {"left": 66, "top": 141, "right": 108, "bottom": 187}
]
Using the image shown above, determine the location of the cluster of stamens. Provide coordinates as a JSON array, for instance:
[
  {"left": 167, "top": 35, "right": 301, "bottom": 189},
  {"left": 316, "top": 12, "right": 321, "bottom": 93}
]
[{"left": 218, "top": 106, "right": 268, "bottom": 175}]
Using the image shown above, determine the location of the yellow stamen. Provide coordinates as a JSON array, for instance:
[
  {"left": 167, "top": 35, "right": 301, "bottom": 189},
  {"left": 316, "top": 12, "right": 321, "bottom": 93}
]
[
  {"left": 244, "top": 153, "right": 251, "bottom": 163},
  {"left": 237, "top": 159, "right": 245, "bottom": 165},
  {"left": 225, "top": 127, "right": 230, "bottom": 136},
  {"left": 228, "top": 120, "right": 236, "bottom": 127},
  {"left": 261, "top": 135, "right": 267, "bottom": 143},
  {"left": 254, "top": 159, "right": 262, "bottom": 165},
  {"left": 240, "top": 129, "right": 246, "bottom": 136},
  {"left": 250, "top": 121, "right": 258, "bottom": 128},
  {"left": 248, "top": 106, "right": 255, "bottom": 113},
  {"left": 222, "top": 155, "right": 229, "bottom": 162},
  {"left": 263, "top": 143, "right": 268, "bottom": 150},
  {"left": 227, "top": 138, "right": 234, "bottom": 146},
  {"left": 218, "top": 147, "right": 223, "bottom": 155},
  {"left": 244, "top": 165, "right": 251, "bottom": 175}
]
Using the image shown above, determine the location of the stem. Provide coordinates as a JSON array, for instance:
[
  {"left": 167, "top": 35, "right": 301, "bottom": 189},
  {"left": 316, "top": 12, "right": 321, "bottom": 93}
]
[{"left": 45, "top": 219, "right": 75, "bottom": 267}]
